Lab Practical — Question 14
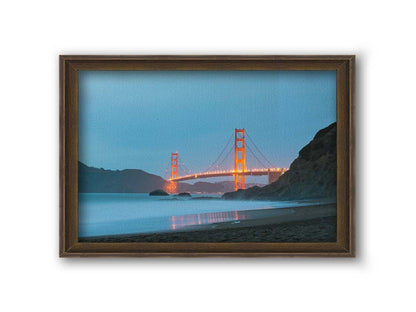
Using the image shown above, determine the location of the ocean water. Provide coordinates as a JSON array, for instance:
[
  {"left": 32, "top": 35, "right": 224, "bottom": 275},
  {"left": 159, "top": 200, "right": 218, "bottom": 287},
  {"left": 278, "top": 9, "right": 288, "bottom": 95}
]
[{"left": 78, "top": 193, "right": 309, "bottom": 237}]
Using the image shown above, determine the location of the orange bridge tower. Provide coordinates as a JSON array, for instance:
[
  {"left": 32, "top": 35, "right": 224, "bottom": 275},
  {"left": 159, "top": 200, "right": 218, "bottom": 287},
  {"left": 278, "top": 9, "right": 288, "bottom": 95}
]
[
  {"left": 168, "top": 152, "right": 178, "bottom": 193},
  {"left": 234, "top": 129, "right": 246, "bottom": 191}
]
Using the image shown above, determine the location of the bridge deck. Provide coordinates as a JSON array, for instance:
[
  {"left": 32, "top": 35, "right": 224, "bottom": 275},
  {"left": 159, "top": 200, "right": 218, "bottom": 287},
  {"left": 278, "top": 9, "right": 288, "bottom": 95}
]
[{"left": 171, "top": 168, "right": 286, "bottom": 182}]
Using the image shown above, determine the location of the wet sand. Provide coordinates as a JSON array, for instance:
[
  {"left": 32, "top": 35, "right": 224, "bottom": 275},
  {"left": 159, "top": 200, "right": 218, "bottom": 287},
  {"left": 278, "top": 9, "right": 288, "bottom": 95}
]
[{"left": 79, "top": 203, "right": 336, "bottom": 243}]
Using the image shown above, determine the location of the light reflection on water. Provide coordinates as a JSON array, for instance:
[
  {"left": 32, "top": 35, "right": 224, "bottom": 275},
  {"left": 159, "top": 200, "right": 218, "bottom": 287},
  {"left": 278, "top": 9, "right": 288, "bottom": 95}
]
[{"left": 78, "top": 193, "right": 308, "bottom": 237}]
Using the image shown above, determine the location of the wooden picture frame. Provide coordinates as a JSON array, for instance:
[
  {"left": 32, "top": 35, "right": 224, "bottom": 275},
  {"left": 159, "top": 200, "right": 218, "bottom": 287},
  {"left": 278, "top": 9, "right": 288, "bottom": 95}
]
[{"left": 60, "top": 55, "right": 355, "bottom": 257}]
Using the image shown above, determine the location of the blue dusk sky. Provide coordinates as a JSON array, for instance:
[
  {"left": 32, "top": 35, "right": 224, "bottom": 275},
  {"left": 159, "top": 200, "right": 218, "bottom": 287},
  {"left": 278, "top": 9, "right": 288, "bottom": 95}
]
[{"left": 78, "top": 70, "right": 336, "bottom": 180}]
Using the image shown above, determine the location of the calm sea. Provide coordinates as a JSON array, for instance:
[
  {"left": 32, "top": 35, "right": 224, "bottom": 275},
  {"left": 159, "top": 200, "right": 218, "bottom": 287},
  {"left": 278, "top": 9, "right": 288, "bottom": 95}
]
[{"left": 78, "top": 193, "right": 308, "bottom": 237}]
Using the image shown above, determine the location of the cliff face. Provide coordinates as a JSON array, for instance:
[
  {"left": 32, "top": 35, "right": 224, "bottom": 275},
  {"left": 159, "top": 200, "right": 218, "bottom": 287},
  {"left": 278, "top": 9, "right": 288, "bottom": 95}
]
[{"left": 222, "top": 122, "right": 337, "bottom": 200}]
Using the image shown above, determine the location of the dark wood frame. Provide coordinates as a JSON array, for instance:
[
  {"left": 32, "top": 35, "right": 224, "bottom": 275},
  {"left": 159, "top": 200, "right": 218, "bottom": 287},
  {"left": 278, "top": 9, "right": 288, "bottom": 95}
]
[{"left": 60, "top": 55, "right": 355, "bottom": 257}]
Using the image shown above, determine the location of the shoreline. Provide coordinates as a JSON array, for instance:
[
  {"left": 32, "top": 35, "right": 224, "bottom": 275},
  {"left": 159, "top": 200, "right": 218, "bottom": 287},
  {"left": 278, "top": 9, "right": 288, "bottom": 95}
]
[{"left": 79, "top": 203, "right": 336, "bottom": 243}]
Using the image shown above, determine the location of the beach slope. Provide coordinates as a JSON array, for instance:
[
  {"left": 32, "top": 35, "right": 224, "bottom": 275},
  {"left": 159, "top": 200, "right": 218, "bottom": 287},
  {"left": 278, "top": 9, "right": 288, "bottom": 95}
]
[{"left": 79, "top": 203, "right": 336, "bottom": 243}]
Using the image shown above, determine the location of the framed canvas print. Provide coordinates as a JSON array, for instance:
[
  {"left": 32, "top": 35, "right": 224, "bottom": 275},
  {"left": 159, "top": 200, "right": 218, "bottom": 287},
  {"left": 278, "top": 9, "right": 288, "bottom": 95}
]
[{"left": 59, "top": 55, "right": 355, "bottom": 257}]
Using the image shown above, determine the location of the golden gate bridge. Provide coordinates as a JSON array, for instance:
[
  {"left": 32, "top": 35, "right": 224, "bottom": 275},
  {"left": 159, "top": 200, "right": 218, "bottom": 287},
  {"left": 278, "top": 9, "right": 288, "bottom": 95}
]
[{"left": 166, "top": 129, "right": 288, "bottom": 193}]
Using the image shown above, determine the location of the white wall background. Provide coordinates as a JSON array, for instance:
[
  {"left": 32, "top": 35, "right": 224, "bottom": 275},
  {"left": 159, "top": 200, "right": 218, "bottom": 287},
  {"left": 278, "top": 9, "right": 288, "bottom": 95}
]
[{"left": 1, "top": 1, "right": 415, "bottom": 311}]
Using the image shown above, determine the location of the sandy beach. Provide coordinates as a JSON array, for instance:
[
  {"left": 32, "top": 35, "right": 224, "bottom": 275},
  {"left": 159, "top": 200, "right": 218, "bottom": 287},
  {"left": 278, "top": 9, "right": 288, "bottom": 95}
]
[{"left": 80, "top": 203, "right": 337, "bottom": 243}]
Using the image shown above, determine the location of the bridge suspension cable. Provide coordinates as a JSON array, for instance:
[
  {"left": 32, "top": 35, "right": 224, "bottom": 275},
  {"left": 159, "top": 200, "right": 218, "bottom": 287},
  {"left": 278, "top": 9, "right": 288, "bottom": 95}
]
[
  {"left": 168, "top": 129, "right": 285, "bottom": 192},
  {"left": 246, "top": 144, "right": 268, "bottom": 169},
  {"left": 214, "top": 144, "right": 234, "bottom": 171},
  {"left": 245, "top": 131, "right": 276, "bottom": 168},
  {"left": 204, "top": 133, "right": 234, "bottom": 172},
  {"left": 178, "top": 163, "right": 189, "bottom": 175},
  {"left": 178, "top": 158, "right": 192, "bottom": 174}
]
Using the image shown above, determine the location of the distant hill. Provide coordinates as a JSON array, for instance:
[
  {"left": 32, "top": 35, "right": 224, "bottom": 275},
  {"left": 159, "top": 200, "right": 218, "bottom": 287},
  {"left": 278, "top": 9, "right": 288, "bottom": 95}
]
[
  {"left": 78, "top": 162, "right": 264, "bottom": 194},
  {"left": 79, "top": 162, "right": 167, "bottom": 193},
  {"left": 222, "top": 122, "right": 337, "bottom": 200}
]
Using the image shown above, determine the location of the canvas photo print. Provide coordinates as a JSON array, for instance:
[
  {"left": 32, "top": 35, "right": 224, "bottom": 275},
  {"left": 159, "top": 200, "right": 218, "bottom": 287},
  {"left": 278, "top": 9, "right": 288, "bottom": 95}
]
[{"left": 77, "top": 70, "right": 337, "bottom": 243}]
